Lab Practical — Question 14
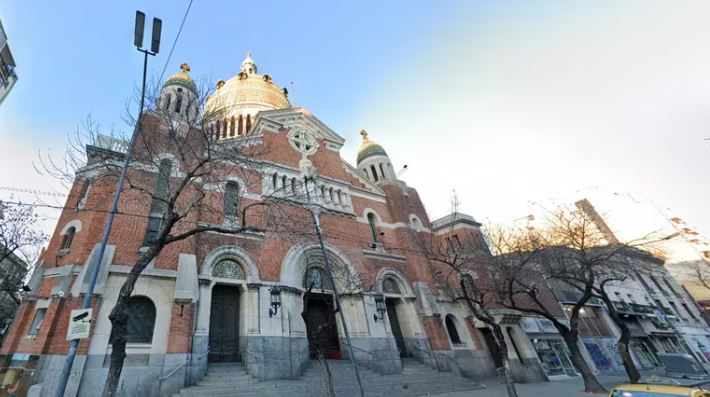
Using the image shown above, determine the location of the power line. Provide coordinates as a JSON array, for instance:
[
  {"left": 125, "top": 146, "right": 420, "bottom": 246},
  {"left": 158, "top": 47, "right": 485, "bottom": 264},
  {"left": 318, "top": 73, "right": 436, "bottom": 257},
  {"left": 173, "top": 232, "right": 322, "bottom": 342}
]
[
  {"left": 158, "top": 0, "right": 195, "bottom": 84},
  {"left": 0, "top": 186, "right": 67, "bottom": 197}
]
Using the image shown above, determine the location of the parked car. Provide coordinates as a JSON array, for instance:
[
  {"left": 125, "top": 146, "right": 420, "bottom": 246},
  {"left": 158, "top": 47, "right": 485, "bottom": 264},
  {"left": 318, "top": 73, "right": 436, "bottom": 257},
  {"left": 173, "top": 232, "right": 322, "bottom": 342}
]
[
  {"left": 658, "top": 353, "right": 710, "bottom": 379},
  {"left": 609, "top": 383, "right": 710, "bottom": 396}
]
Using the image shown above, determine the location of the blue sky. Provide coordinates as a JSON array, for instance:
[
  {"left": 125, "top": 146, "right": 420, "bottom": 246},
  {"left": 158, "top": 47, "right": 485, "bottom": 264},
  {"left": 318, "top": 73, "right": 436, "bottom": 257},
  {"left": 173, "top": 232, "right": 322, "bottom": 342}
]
[{"left": 2, "top": 1, "right": 710, "bottom": 239}]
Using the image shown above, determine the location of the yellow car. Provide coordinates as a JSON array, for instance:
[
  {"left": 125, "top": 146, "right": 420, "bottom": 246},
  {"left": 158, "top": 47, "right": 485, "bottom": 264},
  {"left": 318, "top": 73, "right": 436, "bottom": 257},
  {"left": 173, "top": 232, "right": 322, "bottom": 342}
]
[{"left": 609, "top": 383, "right": 710, "bottom": 397}]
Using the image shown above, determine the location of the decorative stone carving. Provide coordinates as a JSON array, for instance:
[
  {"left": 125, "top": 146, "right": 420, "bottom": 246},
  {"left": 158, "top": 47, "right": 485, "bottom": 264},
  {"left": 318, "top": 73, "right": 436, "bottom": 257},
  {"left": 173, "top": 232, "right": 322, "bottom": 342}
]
[{"left": 212, "top": 260, "right": 245, "bottom": 279}]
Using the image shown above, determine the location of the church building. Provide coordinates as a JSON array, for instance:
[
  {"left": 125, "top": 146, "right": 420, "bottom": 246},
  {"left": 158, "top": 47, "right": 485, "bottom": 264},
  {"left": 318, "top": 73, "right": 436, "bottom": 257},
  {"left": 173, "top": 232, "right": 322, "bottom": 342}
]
[{"left": 0, "top": 54, "right": 547, "bottom": 396}]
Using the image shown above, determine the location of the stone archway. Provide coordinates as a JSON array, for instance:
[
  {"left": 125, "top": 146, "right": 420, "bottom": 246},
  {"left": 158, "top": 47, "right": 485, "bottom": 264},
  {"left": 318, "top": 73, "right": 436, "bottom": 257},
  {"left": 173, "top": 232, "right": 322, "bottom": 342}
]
[{"left": 376, "top": 269, "right": 420, "bottom": 360}]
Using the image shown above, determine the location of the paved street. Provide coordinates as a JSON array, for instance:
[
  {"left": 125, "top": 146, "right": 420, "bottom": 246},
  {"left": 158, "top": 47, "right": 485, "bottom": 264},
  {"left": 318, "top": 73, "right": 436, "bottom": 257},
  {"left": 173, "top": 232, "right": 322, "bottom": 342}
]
[{"left": 431, "top": 374, "right": 710, "bottom": 397}]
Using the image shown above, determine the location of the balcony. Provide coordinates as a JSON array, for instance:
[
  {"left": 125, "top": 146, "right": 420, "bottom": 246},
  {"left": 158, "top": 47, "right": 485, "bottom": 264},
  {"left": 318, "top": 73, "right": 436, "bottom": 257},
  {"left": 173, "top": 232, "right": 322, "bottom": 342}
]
[{"left": 612, "top": 301, "right": 657, "bottom": 317}]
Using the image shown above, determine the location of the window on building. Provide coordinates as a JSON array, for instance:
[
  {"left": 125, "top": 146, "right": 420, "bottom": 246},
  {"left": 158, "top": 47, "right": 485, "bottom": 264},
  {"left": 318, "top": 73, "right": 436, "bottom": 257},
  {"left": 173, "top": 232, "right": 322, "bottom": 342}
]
[
  {"left": 224, "top": 181, "right": 239, "bottom": 220},
  {"left": 28, "top": 308, "right": 46, "bottom": 336},
  {"left": 382, "top": 277, "right": 401, "bottom": 294},
  {"left": 411, "top": 217, "right": 421, "bottom": 231},
  {"left": 163, "top": 94, "right": 172, "bottom": 110},
  {"left": 76, "top": 179, "right": 91, "bottom": 209},
  {"left": 272, "top": 173, "right": 278, "bottom": 190},
  {"left": 682, "top": 303, "right": 698, "bottom": 319},
  {"left": 246, "top": 114, "right": 252, "bottom": 132},
  {"left": 229, "top": 116, "right": 235, "bottom": 136},
  {"left": 635, "top": 272, "right": 653, "bottom": 292},
  {"left": 291, "top": 178, "right": 298, "bottom": 195},
  {"left": 367, "top": 213, "right": 378, "bottom": 243},
  {"left": 379, "top": 163, "right": 386, "bottom": 180},
  {"left": 222, "top": 119, "right": 227, "bottom": 137},
  {"left": 304, "top": 266, "right": 332, "bottom": 290},
  {"left": 668, "top": 301, "right": 682, "bottom": 318},
  {"left": 370, "top": 165, "right": 379, "bottom": 182},
  {"left": 462, "top": 274, "right": 476, "bottom": 294},
  {"left": 175, "top": 88, "right": 183, "bottom": 114},
  {"left": 144, "top": 216, "right": 163, "bottom": 246},
  {"left": 60, "top": 227, "right": 76, "bottom": 251},
  {"left": 445, "top": 314, "right": 462, "bottom": 344},
  {"left": 663, "top": 278, "right": 681, "bottom": 297},
  {"left": 650, "top": 276, "right": 670, "bottom": 296},
  {"left": 111, "top": 296, "right": 156, "bottom": 344}
]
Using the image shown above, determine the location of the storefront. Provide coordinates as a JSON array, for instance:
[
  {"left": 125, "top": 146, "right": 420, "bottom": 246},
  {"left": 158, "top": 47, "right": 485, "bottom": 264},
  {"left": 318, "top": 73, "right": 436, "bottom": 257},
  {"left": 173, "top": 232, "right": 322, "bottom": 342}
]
[
  {"left": 522, "top": 317, "right": 578, "bottom": 379},
  {"left": 630, "top": 337, "right": 659, "bottom": 369}
]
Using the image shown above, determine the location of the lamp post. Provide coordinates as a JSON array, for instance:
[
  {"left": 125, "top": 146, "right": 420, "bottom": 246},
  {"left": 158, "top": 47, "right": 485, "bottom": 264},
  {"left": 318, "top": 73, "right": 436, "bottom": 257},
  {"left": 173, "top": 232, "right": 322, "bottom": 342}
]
[
  {"left": 54, "top": 11, "right": 161, "bottom": 397},
  {"left": 373, "top": 293, "right": 386, "bottom": 322},
  {"left": 269, "top": 287, "right": 281, "bottom": 317},
  {"left": 303, "top": 174, "right": 365, "bottom": 397}
]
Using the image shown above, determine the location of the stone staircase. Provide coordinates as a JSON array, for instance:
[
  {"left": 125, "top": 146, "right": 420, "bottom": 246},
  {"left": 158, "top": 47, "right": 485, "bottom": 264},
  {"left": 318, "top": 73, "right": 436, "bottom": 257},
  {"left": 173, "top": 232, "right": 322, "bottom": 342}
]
[{"left": 175, "top": 358, "right": 485, "bottom": 397}]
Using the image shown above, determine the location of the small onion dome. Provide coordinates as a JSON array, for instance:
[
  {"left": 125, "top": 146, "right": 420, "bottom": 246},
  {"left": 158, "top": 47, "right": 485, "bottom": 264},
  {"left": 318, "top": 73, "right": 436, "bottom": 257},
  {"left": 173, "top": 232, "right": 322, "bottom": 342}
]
[
  {"left": 164, "top": 63, "right": 198, "bottom": 95},
  {"left": 357, "top": 130, "right": 388, "bottom": 164}
]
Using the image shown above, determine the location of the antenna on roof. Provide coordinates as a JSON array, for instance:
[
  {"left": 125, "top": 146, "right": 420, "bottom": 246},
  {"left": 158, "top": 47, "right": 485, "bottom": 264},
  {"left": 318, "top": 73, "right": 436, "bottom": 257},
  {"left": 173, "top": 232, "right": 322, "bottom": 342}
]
[
  {"left": 396, "top": 164, "right": 408, "bottom": 177},
  {"left": 289, "top": 81, "right": 296, "bottom": 106}
]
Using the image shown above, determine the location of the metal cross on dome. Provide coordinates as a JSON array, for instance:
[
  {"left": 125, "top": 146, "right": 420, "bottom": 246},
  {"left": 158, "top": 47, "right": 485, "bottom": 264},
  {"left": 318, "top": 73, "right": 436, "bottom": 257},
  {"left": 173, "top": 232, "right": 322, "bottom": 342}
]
[{"left": 288, "top": 129, "right": 319, "bottom": 157}]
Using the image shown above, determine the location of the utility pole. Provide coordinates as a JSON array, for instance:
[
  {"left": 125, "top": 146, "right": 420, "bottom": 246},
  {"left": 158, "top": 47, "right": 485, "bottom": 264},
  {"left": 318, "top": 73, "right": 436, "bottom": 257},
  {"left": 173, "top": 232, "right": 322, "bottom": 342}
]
[
  {"left": 54, "top": 11, "right": 161, "bottom": 397},
  {"left": 304, "top": 175, "right": 366, "bottom": 397}
]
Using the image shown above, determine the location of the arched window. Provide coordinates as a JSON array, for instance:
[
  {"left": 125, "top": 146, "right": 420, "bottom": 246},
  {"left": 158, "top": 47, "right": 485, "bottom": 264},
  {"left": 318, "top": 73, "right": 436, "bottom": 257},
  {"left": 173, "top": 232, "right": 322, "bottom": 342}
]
[
  {"left": 281, "top": 175, "right": 287, "bottom": 190},
  {"left": 370, "top": 165, "right": 379, "bottom": 182},
  {"left": 462, "top": 274, "right": 476, "bottom": 295},
  {"left": 367, "top": 213, "right": 378, "bottom": 243},
  {"left": 445, "top": 314, "right": 462, "bottom": 344},
  {"left": 230, "top": 116, "right": 235, "bottom": 136},
  {"left": 272, "top": 173, "right": 278, "bottom": 190},
  {"left": 112, "top": 296, "right": 156, "bottom": 344},
  {"left": 216, "top": 120, "right": 222, "bottom": 138},
  {"left": 246, "top": 114, "right": 252, "bottom": 132},
  {"left": 329, "top": 187, "right": 334, "bottom": 202},
  {"left": 320, "top": 185, "right": 326, "bottom": 199},
  {"left": 238, "top": 114, "right": 244, "bottom": 135},
  {"left": 382, "top": 277, "right": 401, "bottom": 295},
  {"left": 411, "top": 216, "right": 421, "bottom": 231},
  {"left": 163, "top": 94, "right": 172, "bottom": 110},
  {"left": 224, "top": 181, "right": 240, "bottom": 219},
  {"left": 291, "top": 178, "right": 298, "bottom": 195},
  {"left": 222, "top": 119, "right": 228, "bottom": 137},
  {"left": 145, "top": 159, "right": 172, "bottom": 245},
  {"left": 76, "top": 178, "right": 91, "bottom": 209},
  {"left": 303, "top": 266, "right": 333, "bottom": 290},
  {"left": 60, "top": 227, "right": 75, "bottom": 250},
  {"left": 175, "top": 88, "right": 183, "bottom": 114},
  {"left": 379, "top": 163, "right": 386, "bottom": 180},
  {"left": 212, "top": 259, "right": 245, "bottom": 279}
]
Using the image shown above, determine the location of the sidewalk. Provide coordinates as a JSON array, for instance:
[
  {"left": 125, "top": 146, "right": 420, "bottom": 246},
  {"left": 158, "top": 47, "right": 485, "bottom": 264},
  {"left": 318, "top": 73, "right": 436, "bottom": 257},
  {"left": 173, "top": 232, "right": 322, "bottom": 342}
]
[{"left": 430, "top": 373, "right": 689, "bottom": 397}]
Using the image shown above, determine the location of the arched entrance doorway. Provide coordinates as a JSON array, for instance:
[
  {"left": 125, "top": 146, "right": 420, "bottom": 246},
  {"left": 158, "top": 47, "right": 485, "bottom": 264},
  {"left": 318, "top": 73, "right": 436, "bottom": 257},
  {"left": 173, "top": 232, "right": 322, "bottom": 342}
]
[
  {"left": 382, "top": 276, "right": 409, "bottom": 357},
  {"left": 208, "top": 259, "right": 246, "bottom": 363},
  {"left": 303, "top": 266, "right": 340, "bottom": 359}
]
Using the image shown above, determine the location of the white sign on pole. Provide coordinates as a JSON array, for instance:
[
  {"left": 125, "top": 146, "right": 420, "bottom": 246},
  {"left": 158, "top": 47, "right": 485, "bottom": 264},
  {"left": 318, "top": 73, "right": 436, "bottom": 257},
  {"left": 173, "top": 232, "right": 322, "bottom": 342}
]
[{"left": 66, "top": 308, "right": 92, "bottom": 340}]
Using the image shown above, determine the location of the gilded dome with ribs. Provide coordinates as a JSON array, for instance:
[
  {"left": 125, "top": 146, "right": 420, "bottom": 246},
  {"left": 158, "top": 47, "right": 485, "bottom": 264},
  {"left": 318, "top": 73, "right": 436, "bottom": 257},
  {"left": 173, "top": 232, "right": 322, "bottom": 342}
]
[{"left": 205, "top": 53, "right": 290, "bottom": 115}]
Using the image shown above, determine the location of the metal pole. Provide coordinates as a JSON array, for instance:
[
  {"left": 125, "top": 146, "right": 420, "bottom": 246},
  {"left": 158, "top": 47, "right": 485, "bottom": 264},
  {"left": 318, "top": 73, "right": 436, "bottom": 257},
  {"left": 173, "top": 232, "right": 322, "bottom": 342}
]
[
  {"left": 304, "top": 177, "right": 366, "bottom": 397},
  {"left": 55, "top": 49, "right": 150, "bottom": 397}
]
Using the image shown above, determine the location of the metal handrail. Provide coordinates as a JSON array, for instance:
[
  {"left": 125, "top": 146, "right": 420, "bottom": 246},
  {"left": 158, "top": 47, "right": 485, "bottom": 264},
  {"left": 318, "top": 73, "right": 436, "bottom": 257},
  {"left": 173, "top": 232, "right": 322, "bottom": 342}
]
[
  {"left": 343, "top": 343, "right": 375, "bottom": 357},
  {"left": 245, "top": 350, "right": 259, "bottom": 360},
  {"left": 157, "top": 349, "right": 210, "bottom": 380},
  {"left": 412, "top": 345, "right": 432, "bottom": 356}
]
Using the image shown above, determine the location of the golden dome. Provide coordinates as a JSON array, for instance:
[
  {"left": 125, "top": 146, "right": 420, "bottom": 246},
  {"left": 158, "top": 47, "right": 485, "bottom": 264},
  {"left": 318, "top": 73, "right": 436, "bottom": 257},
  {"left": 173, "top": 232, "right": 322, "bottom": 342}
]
[
  {"left": 164, "top": 63, "right": 197, "bottom": 94},
  {"left": 357, "top": 130, "right": 388, "bottom": 164},
  {"left": 205, "top": 54, "right": 290, "bottom": 114}
]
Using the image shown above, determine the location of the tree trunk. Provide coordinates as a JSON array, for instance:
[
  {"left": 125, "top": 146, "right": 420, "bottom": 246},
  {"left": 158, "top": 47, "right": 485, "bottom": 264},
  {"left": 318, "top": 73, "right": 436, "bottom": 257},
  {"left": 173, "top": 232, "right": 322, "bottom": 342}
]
[
  {"left": 560, "top": 330, "right": 607, "bottom": 393},
  {"left": 317, "top": 350, "right": 335, "bottom": 397},
  {"left": 599, "top": 294, "right": 641, "bottom": 383},
  {"left": 491, "top": 323, "right": 520, "bottom": 397},
  {"left": 102, "top": 248, "right": 159, "bottom": 397},
  {"left": 618, "top": 328, "right": 641, "bottom": 383},
  {"left": 458, "top": 279, "right": 518, "bottom": 397}
]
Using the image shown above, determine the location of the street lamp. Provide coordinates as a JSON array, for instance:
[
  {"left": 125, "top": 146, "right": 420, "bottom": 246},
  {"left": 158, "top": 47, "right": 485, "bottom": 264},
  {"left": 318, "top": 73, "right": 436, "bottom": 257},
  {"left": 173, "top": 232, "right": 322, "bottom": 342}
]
[
  {"left": 269, "top": 287, "right": 281, "bottom": 317},
  {"left": 55, "top": 11, "right": 161, "bottom": 397},
  {"left": 373, "top": 293, "right": 386, "bottom": 322}
]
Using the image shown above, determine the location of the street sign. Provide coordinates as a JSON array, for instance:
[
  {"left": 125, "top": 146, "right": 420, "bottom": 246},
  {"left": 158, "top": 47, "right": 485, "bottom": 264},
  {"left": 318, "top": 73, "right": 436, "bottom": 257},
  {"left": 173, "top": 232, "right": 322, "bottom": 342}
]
[{"left": 66, "top": 308, "right": 92, "bottom": 340}]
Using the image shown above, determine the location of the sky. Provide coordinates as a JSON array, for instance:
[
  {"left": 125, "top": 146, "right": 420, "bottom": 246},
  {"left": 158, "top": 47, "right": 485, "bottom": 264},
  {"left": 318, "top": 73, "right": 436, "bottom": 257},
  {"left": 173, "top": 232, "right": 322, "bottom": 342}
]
[{"left": 1, "top": 1, "right": 710, "bottom": 239}]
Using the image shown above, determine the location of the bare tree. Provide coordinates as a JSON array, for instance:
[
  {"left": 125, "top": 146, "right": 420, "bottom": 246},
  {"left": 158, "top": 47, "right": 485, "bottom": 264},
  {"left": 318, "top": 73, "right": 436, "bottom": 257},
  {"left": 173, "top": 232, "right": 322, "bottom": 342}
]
[
  {"left": 409, "top": 194, "right": 519, "bottom": 397},
  {"left": 0, "top": 201, "right": 47, "bottom": 336},
  {"left": 486, "top": 205, "right": 665, "bottom": 392},
  {"left": 41, "top": 75, "right": 314, "bottom": 396}
]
